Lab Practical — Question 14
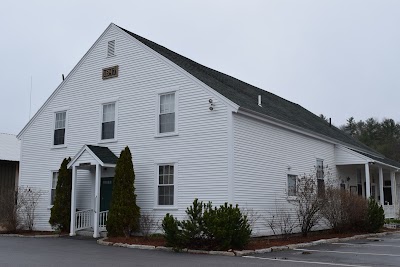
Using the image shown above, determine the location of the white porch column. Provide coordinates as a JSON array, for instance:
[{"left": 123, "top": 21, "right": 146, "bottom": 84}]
[
  {"left": 69, "top": 166, "right": 77, "bottom": 236},
  {"left": 379, "top": 167, "right": 384, "bottom": 206},
  {"left": 365, "top": 163, "right": 371, "bottom": 199},
  {"left": 93, "top": 164, "right": 101, "bottom": 238},
  {"left": 391, "top": 171, "right": 397, "bottom": 206}
]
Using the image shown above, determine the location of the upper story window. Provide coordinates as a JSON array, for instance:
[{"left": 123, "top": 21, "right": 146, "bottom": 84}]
[
  {"left": 316, "top": 159, "right": 325, "bottom": 197},
  {"left": 54, "top": 111, "right": 66, "bottom": 146},
  {"left": 50, "top": 171, "right": 59, "bottom": 205},
  {"left": 102, "top": 102, "right": 115, "bottom": 140},
  {"left": 158, "top": 164, "right": 175, "bottom": 205},
  {"left": 287, "top": 174, "right": 297, "bottom": 196},
  {"left": 159, "top": 93, "right": 175, "bottom": 134}
]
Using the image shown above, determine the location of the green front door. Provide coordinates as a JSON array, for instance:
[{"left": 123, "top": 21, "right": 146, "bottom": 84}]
[{"left": 100, "top": 177, "right": 113, "bottom": 211}]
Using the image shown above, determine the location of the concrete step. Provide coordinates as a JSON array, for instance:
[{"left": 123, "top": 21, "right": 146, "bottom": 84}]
[{"left": 76, "top": 229, "right": 107, "bottom": 238}]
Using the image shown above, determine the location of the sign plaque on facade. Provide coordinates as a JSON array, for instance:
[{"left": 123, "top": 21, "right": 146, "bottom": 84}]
[{"left": 102, "top": 65, "right": 119, "bottom": 80}]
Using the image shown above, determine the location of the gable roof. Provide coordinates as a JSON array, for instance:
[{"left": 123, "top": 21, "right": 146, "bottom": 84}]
[
  {"left": 118, "top": 25, "right": 381, "bottom": 157},
  {"left": 68, "top": 145, "right": 118, "bottom": 169},
  {"left": 0, "top": 133, "right": 20, "bottom": 162},
  {"left": 86, "top": 145, "right": 118, "bottom": 165}
]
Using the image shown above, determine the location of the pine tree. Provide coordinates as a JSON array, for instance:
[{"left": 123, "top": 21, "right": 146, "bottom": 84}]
[
  {"left": 106, "top": 146, "right": 140, "bottom": 237},
  {"left": 49, "top": 157, "right": 72, "bottom": 232}
]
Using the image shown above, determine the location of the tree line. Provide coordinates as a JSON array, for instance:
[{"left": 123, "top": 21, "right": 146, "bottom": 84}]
[{"left": 339, "top": 116, "right": 400, "bottom": 162}]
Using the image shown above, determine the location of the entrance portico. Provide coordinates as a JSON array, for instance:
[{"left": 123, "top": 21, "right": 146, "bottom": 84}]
[
  {"left": 67, "top": 145, "right": 118, "bottom": 238},
  {"left": 336, "top": 146, "right": 400, "bottom": 218}
]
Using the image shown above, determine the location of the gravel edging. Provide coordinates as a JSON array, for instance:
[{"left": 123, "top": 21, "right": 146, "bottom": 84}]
[
  {"left": 97, "top": 231, "right": 399, "bottom": 257},
  {"left": 0, "top": 233, "right": 63, "bottom": 238}
]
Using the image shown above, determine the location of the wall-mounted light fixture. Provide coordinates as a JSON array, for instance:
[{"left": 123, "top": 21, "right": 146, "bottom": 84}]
[{"left": 209, "top": 99, "right": 214, "bottom": 111}]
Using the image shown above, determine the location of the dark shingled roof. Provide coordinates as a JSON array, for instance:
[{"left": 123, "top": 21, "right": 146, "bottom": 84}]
[
  {"left": 118, "top": 25, "right": 387, "bottom": 158},
  {"left": 87, "top": 145, "right": 118, "bottom": 165}
]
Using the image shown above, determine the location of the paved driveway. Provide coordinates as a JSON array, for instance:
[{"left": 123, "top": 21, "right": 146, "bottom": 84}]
[{"left": 1, "top": 233, "right": 400, "bottom": 266}]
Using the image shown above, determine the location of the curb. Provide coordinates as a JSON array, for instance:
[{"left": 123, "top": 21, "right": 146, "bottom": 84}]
[
  {"left": 0, "top": 233, "right": 62, "bottom": 238},
  {"left": 97, "top": 230, "right": 400, "bottom": 257}
]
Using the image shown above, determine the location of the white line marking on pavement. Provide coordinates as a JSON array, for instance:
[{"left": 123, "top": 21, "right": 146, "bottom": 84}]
[
  {"left": 243, "top": 256, "right": 373, "bottom": 267},
  {"left": 294, "top": 248, "right": 400, "bottom": 257},
  {"left": 332, "top": 242, "right": 400, "bottom": 248}
]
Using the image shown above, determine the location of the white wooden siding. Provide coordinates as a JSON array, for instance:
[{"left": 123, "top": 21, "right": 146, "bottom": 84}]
[
  {"left": 233, "top": 113, "right": 337, "bottom": 235},
  {"left": 335, "top": 146, "right": 369, "bottom": 165},
  {"left": 19, "top": 25, "right": 230, "bottom": 231}
]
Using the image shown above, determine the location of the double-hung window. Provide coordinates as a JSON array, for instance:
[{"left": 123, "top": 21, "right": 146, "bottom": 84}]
[
  {"left": 50, "top": 172, "right": 59, "bottom": 205},
  {"left": 316, "top": 159, "right": 325, "bottom": 197},
  {"left": 287, "top": 174, "right": 297, "bottom": 197},
  {"left": 102, "top": 102, "right": 115, "bottom": 140},
  {"left": 54, "top": 111, "right": 66, "bottom": 146},
  {"left": 158, "top": 165, "right": 174, "bottom": 205},
  {"left": 159, "top": 93, "right": 175, "bottom": 134}
]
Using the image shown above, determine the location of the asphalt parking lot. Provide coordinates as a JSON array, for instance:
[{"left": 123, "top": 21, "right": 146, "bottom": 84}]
[
  {"left": 1, "top": 233, "right": 400, "bottom": 266},
  {"left": 246, "top": 232, "right": 400, "bottom": 267}
]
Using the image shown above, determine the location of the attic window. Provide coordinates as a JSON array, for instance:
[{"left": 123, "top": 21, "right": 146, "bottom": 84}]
[{"left": 107, "top": 40, "right": 115, "bottom": 57}]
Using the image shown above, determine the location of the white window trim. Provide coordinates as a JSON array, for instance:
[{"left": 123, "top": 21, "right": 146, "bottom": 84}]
[
  {"left": 154, "top": 161, "right": 178, "bottom": 210},
  {"left": 98, "top": 99, "right": 118, "bottom": 144},
  {"left": 155, "top": 88, "right": 179, "bottom": 138},
  {"left": 48, "top": 170, "right": 58, "bottom": 209},
  {"left": 51, "top": 108, "right": 68, "bottom": 149},
  {"left": 287, "top": 172, "right": 298, "bottom": 200}
]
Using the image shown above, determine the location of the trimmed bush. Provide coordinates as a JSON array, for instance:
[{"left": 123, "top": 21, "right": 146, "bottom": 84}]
[
  {"left": 162, "top": 199, "right": 251, "bottom": 250},
  {"left": 366, "top": 197, "right": 385, "bottom": 233},
  {"left": 49, "top": 158, "right": 72, "bottom": 232},
  {"left": 106, "top": 146, "right": 140, "bottom": 237}
]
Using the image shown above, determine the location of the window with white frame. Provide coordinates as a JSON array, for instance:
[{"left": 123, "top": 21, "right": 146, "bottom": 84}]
[
  {"left": 54, "top": 111, "right": 66, "bottom": 145},
  {"left": 158, "top": 165, "right": 174, "bottom": 205},
  {"left": 287, "top": 174, "right": 297, "bottom": 196},
  {"left": 51, "top": 172, "right": 59, "bottom": 205},
  {"left": 159, "top": 93, "right": 175, "bottom": 134},
  {"left": 102, "top": 102, "right": 115, "bottom": 140},
  {"left": 316, "top": 159, "right": 325, "bottom": 197}
]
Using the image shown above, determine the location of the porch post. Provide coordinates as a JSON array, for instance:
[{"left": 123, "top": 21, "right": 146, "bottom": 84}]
[
  {"left": 365, "top": 163, "right": 371, "bottom": 199},
  {"left": 379, "top": 167, "right": 384, "bottom": 206},
  {"left": 391, "top": 171, "right": 396, "bottom": 206},
  {"left": 93, "top": 164, "right": 101, "bottom": 238},
  {"left": 69, "top": 166, "right": 77, "bottom": 236}
]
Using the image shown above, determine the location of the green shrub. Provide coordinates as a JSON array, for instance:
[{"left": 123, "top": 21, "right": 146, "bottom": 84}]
[
  {"left": 203, "top": 203, "right": 251, "bottom": 250},
  {"left": 161, "top": 213, "right": 182, "bottom": 248},
  {"left": 107, "top": 147, "right": 140, "bottom": 237},
  {"left": 366, "top": 198, "right": 385, "bottom": 233},
  {"left": 49, "top": 158, "right": 72, "bottom": 232},
  {"left": 161, "top": 199, "right": 252, "bottom": 251}
]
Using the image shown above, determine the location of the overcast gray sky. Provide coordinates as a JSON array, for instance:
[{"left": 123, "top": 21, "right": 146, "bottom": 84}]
[{"left": 1, "top": 0, "right": 399, "bottom": 135}]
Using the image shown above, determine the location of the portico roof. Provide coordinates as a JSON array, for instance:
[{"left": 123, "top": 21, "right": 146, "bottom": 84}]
[{"left": 67, "top": 145, "right": 118, "bottom": 169}]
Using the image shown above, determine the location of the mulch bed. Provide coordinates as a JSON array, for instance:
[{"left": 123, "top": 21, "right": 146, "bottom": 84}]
[{"left": 106, "top": 229, "right": 392, "bottom": 250}]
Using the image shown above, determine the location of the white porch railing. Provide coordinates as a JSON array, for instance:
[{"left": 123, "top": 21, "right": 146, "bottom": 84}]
[
  {"left": 383, "top": 205, "right": 397, "bottom": 219},
  {"left": 75, "top": 209, "right": 93, "bottom": 231},
  {"left": 99, "top": 210, "right": 109, "bottom": 231}
]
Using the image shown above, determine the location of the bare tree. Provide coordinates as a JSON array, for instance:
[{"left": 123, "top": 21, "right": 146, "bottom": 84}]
[
  {"left": 18, "top": 187, "right": 44, "bottom": 231},
  {"left": 241, "top": 207, "right": 261, "bottom": 231},
  {"left": 290, "top": 171, "right": 327, "bottom": 237},
  {"left": 0, "top": 190, "right": 21, "bottom": 233},
  {"left": 265, "top": 205, "right": 297, "bottom": 239},
  {"left": 139, "top": 211, "right": 160, "bottom": 238}
]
